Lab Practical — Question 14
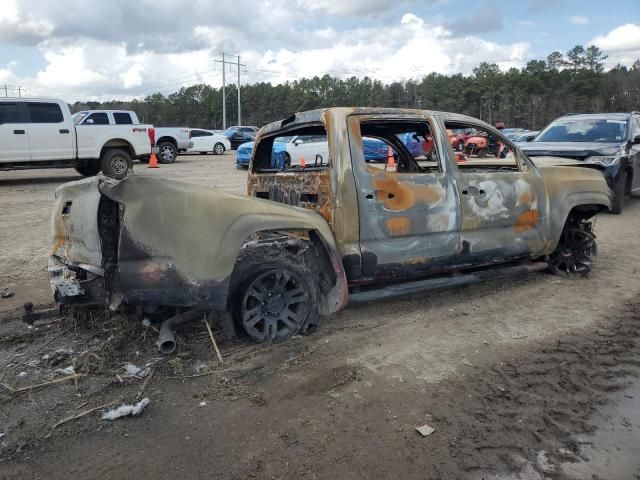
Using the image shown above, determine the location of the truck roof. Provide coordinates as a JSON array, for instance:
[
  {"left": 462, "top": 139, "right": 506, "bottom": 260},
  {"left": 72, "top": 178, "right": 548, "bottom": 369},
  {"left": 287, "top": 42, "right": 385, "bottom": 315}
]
[
  {"left": 260, "top": 107, "right": 495, "bottom": 135},
  {"left": 0, "top": 97, "right": 65, "bottom": 102}
]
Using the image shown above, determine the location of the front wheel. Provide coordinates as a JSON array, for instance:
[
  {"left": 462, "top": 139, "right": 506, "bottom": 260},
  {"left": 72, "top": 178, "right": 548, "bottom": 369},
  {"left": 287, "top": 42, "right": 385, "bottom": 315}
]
[
  {"left": 100, "top": 149, "right": 132, "bottom": 180},
  {"left": 213, "top": 143, "right": 225, "bottom": 155},
  {"left": 548, "top": 219, "right": 597, "bottom": 276},
  {"left": 158, "top": 142, "right": 177, "bottom": 164}
]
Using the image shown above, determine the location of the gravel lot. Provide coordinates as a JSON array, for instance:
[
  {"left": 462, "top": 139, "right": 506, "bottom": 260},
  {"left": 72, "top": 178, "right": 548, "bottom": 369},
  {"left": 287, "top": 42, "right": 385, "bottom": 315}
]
[{"left": 1, "top": 153, "right": 640, "bottom": 479}]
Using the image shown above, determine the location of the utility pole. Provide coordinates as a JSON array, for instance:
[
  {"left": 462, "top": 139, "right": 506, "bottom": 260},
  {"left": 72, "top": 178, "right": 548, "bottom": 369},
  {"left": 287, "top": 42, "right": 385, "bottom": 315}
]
[
  {"left": 221, "top": 53, "right": 226, "bottom": 129},
  {"left": 214, "top": 53, "right": 245, "bottom": 129},
  {"left": 237, "top": 55, "right": 241, "bottom": 126},
  {"left": 17, "top": 86, "right": 21, "bottom": 97}
]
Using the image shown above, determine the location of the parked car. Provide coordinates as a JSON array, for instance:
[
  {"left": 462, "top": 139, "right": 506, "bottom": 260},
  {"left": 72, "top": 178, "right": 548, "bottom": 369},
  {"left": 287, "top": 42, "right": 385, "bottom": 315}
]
[
  {"left": 521, "top": 112, "right": 640, "bottom": 213},
  {"left": 50, "top": 108, "right": 611, "bottom": 344},
  {"left": 187, "top": 128, "right": 231, "bottom": 155},
  {"left": 223, "top": 126, "right": 257, "bottom": 149},
  {"left": 0, "top": 99, "right": 155, "bottom": 179},
  {"left": 513, "top": 130, "right": 540, "bottom": 144},
  {"left": 235, "top": 134, "right": 430, "bottom": 169},
  {"left": 502, "top": 128, "right": 527, "bottom": 140}
]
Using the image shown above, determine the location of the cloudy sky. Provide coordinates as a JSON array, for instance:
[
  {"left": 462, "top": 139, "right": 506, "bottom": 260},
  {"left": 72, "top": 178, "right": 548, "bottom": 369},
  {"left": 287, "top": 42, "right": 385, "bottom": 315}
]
[{"left": 0, "top": 0, "right": 639, "bottom": 101}]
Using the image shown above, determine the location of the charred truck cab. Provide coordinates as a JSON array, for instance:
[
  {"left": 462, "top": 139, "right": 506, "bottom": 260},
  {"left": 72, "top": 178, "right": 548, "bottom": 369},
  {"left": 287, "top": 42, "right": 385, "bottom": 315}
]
[{"left": 50, "top": 108, "right": 612, "bottom": 344}]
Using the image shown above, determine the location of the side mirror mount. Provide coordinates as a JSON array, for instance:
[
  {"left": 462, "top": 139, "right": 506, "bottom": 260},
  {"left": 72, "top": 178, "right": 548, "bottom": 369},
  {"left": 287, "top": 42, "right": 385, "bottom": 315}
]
[
  {"left": 293, "top": 139, "right": 302, "bottom": 146},
  {"left": 633, "top": 135, "right": 640, "bottom": 145}
]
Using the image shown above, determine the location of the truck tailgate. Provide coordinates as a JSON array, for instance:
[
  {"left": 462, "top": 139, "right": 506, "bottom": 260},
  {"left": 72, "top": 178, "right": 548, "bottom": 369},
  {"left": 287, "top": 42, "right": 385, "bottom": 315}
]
[{"left": 51, "top": 177, "right": 103, "bottom": 268}]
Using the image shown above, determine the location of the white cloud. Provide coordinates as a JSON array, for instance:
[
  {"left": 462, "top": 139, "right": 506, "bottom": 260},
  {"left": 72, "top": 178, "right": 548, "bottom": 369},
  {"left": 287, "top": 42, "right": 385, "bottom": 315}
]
[
  {"left": 590, "top": 23, "right": 640, "bottom": 67},
  {"left": 569, "top": 16, "right": 589, "bottom": 25},
  {"left": 297, "top": 0, "right": 402, "bottom": 16}
]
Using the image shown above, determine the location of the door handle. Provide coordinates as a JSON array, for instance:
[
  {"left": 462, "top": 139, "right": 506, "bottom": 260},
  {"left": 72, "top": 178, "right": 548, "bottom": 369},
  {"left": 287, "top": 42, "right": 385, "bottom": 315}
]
[
  {"left": 365, "top": 193, "right": 374, "bottom": 200},
  {"left": 462, "top": 187, "right": 486, "bottom": 196},
  {"left": 59, "top": 129, "right": 69, "bottom": 134},
  {"left": 13, "top": 129, "right": 25, "bottom": 134}
]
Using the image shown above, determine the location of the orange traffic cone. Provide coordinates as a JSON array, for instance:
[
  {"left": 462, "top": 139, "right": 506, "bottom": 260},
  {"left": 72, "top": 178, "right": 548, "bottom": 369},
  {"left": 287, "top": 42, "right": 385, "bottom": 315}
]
[
  {"left": 148, "top": 153, "right": 159, "bottom": 168},
  {"left": 387, "top": 146, "right": 395, "bottom": 168},
  {"left": 300, "top": 157, "right": 306, "bottom": 168}
]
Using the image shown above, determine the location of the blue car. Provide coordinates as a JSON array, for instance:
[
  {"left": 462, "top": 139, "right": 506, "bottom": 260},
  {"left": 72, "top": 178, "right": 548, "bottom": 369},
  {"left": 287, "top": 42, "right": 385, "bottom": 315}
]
[
  {"left": 236, "top": 134, "right": 425, "bottom": 168},
  {"left": 236, "top": 140, "right": 288, "bottom": 169}
]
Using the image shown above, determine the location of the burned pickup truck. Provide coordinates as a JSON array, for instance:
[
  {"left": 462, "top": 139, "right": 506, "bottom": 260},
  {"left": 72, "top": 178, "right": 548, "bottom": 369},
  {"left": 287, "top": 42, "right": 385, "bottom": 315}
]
[{"left": 49, "top": 108, "right": 611, "bottom": 343}]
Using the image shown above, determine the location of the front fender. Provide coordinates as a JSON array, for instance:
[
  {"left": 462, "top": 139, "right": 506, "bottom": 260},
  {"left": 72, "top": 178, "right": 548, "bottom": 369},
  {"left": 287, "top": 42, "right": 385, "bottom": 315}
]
[{"left": 540, "top": 165, "right": 612, "bottom": 254}]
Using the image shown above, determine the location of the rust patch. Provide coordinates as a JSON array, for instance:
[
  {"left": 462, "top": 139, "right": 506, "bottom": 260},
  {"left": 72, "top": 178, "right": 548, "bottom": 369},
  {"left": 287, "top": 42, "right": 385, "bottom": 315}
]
[
  {"left": 372, "top": 173, "right": 443, "bottom": 211},
  {"left": 518, "top": 191, "right": 536, "bottom": 205},
  {"left": 385, "top": 217, "right": 411, "bottom": 236},
  {"left": 514, "top": 210, "right": 539, "bottom": 232}
]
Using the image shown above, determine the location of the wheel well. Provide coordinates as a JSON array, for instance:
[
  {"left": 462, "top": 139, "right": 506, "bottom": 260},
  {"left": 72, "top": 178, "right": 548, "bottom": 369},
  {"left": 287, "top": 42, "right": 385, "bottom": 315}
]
[
  {"left": 566, "top": 204, "right": 607, "bottom": 222},
  {"left": 100, "top": 139, "right": 134, "bottom": 158},
  {"left": 157, "top": 136, "right": 177, "bottom": 147},
  {"left": 228, "top": 229, "right": 339, "bottom": 313}
]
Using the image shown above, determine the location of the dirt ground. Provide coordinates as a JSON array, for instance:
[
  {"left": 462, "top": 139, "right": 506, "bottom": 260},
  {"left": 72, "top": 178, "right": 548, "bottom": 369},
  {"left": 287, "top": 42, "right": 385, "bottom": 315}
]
[{"left": 1, "top": 154, "right": 640, "bottom": 479}]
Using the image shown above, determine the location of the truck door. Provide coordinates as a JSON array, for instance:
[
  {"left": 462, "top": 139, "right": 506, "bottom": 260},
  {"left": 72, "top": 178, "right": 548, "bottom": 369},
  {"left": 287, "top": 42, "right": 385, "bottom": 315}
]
[
  {"left": 443, "top": 118, "right": 548, "bottom": 263},
  {"left": 25, "top": 102, "right": 74, "bottom": 161},
  {"left": 348, "top": 114, "right": 461, "bottom": 280},
  {"left": 0, "top": 101, "right": 30, "bottom": 163}
]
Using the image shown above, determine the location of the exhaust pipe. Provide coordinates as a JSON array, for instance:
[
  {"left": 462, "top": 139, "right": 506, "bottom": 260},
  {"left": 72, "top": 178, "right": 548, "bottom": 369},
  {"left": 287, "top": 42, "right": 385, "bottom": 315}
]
[{"left": 157, "top": 310, "right": 205, "bottom": 354}]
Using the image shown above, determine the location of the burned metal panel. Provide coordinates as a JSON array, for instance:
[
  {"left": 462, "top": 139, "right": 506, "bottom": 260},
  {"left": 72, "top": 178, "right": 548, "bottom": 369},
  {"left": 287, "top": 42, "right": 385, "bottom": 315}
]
[
  {"left": 50, "top": 176, "right": 103, "bottom": 268},
  {"left": 536, "top": 163, "right": 612, "bottom": 254},
  {"left": 247, "top": 170, "right": 333, "bottom": 228},
  {"left": 346, "top": 113, "right": 461, "bottom": 279},
  {"left": 455, "top": 172, "right": 550, "bottom": 260},
  {"left": 98, "top": 176, "right": 347, "bottom": 313}
]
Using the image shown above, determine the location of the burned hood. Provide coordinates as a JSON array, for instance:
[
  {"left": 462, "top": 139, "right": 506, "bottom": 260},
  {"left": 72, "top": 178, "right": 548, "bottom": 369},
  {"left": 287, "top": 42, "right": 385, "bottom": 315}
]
[
  {"left": 99, "top": 175, "right": 336, "bottom": 282},
  {"left": 521, "top": 142, "right": 622, "bottom": 159}
]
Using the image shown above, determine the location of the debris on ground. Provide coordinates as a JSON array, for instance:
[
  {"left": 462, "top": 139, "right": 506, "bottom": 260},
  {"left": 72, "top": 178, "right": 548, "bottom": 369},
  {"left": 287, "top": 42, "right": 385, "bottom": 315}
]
[
  {"left": 1, "top": 288, "right": 14, "bottom": 298},
  {"left": 462, "top": 358, "right": 473, "bottom": 367},
  {"left": 123, "top": 363, "right": 150, "bottom": 378},
  {"left": 101, "top": 398, "right": 150, "bottom": 421},
  {"left": 415, "top": 424, "right": 435, "bottom": 437},
  {"left": 54, "top": 366, "right": 75, "bottom": 376}
]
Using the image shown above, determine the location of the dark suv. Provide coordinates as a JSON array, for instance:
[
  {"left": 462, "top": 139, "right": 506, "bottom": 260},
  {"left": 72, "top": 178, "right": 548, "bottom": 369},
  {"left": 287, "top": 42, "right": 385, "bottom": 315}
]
[
  {"left": 223, "top": 126, "right": 259, "bottom": 149},
  {"left": 521, "top": 112, "right": 640, "bottom": 213}
]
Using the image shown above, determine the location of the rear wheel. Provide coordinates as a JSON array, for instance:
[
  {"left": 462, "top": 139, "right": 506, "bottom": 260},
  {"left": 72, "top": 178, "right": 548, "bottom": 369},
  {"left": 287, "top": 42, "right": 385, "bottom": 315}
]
[
  {"left": 549, "top": 219, "right": 597, "bottom": 276},
  {"left": 75, "top": 162, "right": 100, "bottom": 176},
  {"left": 231, "top": 250, "right": 317, "bottom": 343},
  {"left": 611, "top": 170, "right": 627, "bottom": 214},
  {"left": 100, "top": 149, "right": 132, "bottom": 180},
  {"left": 158, "top": 142, "right": 177, "bottom": 163},
  {"left": 213, "top": 143, "right": 225, "bottom": 155}
]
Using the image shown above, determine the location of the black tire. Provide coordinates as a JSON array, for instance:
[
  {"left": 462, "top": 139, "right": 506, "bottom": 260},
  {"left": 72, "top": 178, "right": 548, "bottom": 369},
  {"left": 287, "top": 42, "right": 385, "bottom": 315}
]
[
  {"left": 75, "top": 162, "right": 101, "bottom": 176},
  {"left": 158, "top": 142, "right": 177, "bottom": 164},
  {"left": 548, "top": 219, "right": 597, "bottom": 276},
  {"left": 610, "top": 170, "right": 627, "bottom": 214},
  {"left": 213, "top": 143, "right": 225, "bottom": 155},
  {"left": 230, "top": 248, "right": 318, "bottom": 343},
  {"left": 100, "top": 149, "right": 132, "bottom": 180}
]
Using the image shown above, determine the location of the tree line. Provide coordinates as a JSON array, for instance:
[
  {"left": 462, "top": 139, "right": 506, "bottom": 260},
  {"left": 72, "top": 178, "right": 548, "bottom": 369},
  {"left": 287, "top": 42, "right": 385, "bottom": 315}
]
[{"left": 72, "top": 45, "right": 640, "bottom": 130}]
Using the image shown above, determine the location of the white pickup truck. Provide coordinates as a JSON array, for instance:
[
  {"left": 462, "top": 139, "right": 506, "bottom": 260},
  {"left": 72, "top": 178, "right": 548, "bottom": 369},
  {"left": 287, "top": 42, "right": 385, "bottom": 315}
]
[
  {"left": 0, "top": 98, "right": 156, "bottom": 179},
  {"left": 73, "top": 109, "right": 192, "bottom": 163}
]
